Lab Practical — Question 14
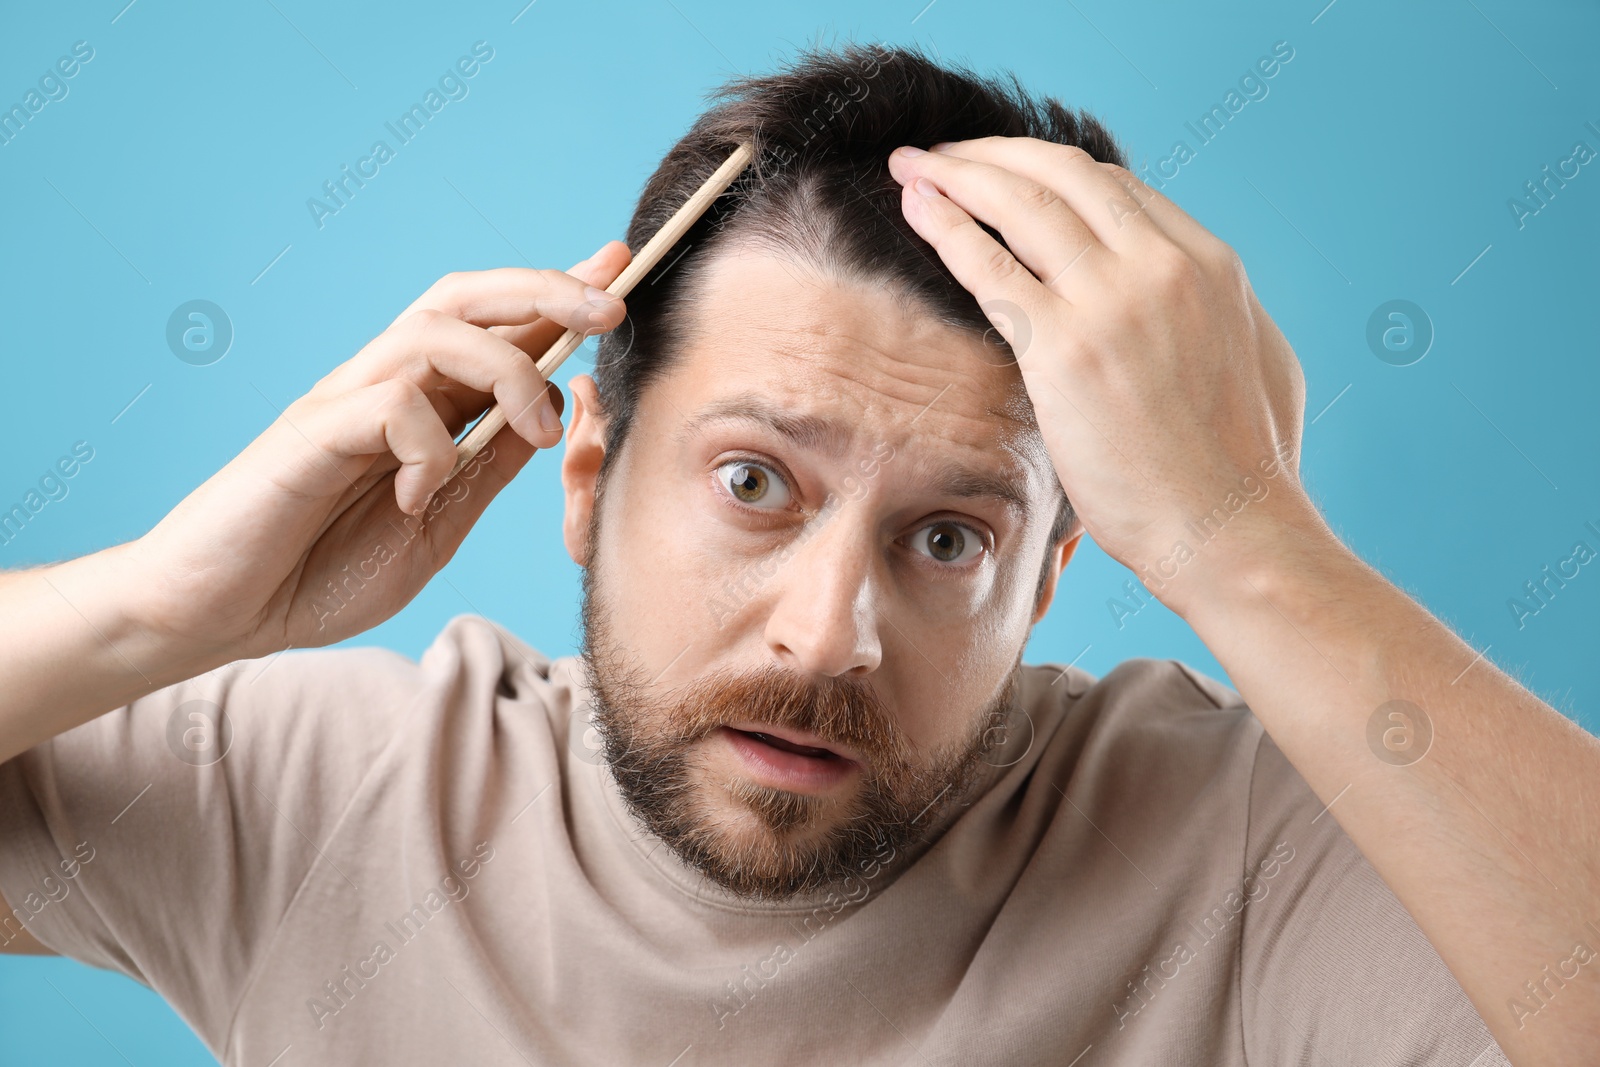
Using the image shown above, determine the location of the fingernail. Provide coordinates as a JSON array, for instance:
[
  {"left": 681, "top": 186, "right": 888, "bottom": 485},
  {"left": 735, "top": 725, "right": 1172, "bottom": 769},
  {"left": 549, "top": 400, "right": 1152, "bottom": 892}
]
[
  {"left": 537, "top": 392, "right": 562, "bottom": 433},
  {"left": 929, "top": 141, "right": 954, "bottom": 153},
  {"left": 896, "top": 145, "right": 926, "bottom": 157},
  {"left": 914, "top": 177, "right": 940, "bottom": 198},
  {"left": 584, "top": 286, "right": 616, "bottom": 305}
]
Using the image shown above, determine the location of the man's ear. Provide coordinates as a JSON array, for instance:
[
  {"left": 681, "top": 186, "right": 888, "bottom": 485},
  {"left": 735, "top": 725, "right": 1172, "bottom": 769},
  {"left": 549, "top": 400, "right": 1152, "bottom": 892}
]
[
  {"left": 561, "top": 374, "right": 608, "bottom": 567},
  {"left": 1031, "top": 526, "right": 1083, "bottom": 624}
]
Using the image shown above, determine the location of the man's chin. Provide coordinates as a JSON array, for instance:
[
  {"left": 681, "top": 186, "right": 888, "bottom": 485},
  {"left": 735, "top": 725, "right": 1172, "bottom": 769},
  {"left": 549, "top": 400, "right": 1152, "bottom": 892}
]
[
  {"left": 706, "top": 798, "right": 843, "bottom": 859},
  {"left": 675, "top": 831, "right": 866, "bottom": 901},
  {"left": 656, "top": 768, "right": 887, "bottom": 900}
]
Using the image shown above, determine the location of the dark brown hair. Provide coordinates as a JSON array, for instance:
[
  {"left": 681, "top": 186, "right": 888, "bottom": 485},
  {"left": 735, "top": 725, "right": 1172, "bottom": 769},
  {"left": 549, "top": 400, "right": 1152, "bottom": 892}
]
[{"left": 593, "top": 43, "right": 1129, "bottom": 601}]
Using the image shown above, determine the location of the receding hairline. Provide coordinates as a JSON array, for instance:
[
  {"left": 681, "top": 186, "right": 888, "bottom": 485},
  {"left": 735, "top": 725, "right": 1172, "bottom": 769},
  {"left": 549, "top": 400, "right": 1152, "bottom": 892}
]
[
  {"left": 605, "top": 241, "right": 1059, "bottom": 530},
  {"left": 591, "top": 43, "right": 1094, "bottom": 566}
]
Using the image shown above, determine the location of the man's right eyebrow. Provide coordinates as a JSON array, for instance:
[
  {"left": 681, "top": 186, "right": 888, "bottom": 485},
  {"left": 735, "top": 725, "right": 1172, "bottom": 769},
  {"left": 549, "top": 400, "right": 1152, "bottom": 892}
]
[{"left": 676, "top": 393, "right": 855, "bottom": 459}]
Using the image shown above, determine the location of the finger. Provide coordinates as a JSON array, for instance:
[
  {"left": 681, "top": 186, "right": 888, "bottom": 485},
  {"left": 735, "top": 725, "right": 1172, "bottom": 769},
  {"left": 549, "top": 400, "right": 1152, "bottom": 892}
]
[
  {"left": 887, "top": 145, "right": 1112, "bottom": 292},
  {"left": 293, "top": 378, "right": 462, "bottom": 515},
  {"left": 492, "top": 239, "right": 633, "bottom": 357},
  {"left": 934, "top": 137, "right": 1215, "bottom": 260},
  {"left": 407, "top": 414, "right": 539, "bottom": 550},
  {"left": 389, "top": 264, "right": 627, "bottom": 339},
  {"left": 895, "top": 173, "right": 1057, "bottom": 361},
  {"left": 348, "top": 310, "right": 566, "bottom": 447},
  {"left": 917, "top": 137, "right": 1170, "bottom": 253},
  {"left": 1096, "top": 161, "right": 1227, "bottom": 263},
  {"left": 313, "top": 376, "right": 561, "bottom": 547}
]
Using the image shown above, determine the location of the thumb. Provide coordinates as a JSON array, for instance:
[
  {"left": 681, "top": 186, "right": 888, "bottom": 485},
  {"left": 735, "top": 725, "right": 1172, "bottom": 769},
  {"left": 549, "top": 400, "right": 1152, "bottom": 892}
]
[{"left": 493, "top": 241, "right": 633, "bottom": 357}]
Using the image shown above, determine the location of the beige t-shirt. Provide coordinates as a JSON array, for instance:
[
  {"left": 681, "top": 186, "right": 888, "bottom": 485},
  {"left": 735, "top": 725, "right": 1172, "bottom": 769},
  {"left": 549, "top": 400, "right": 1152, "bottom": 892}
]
[{"left": 0, "top": 614, "right": 1509, "bottom": 1066}]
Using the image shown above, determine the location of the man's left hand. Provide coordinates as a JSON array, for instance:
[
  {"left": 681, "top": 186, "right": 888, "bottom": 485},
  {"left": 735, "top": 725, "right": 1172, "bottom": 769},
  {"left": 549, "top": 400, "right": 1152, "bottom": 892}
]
[
  {"left": 888, "top": 137, "right": 1316, "bottom": 615},
  {"left": 891, "top": 136, "right": 1600, "bottom": 1065}
]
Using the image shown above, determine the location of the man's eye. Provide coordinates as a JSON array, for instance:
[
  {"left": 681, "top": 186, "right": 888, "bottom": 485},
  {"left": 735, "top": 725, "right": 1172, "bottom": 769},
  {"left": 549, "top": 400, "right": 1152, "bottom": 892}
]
[
  {"left": 910, "top": 521, "right": 983, "bottom": 564},
  {"left": 717, "top": 460, "right": 791, "bottom": 509}
]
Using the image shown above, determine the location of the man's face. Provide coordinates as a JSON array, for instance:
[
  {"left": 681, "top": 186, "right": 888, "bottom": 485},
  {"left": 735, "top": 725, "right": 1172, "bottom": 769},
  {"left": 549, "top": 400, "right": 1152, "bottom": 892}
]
[{"left": 564, "top": 247, "right": 1069, "bottom": 900}]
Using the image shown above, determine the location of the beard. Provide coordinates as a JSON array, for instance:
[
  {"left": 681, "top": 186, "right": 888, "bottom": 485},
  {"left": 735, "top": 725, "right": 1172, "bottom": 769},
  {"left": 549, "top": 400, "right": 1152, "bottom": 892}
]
[{"left": 577, "top": 498, "right": 1021, "bottom": 902}]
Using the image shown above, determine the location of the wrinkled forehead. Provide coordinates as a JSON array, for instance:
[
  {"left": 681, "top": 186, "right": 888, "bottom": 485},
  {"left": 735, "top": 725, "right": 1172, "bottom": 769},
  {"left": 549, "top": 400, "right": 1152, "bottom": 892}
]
[{"left": 660, "top": 248, "right": 1046, "bottom": 469}]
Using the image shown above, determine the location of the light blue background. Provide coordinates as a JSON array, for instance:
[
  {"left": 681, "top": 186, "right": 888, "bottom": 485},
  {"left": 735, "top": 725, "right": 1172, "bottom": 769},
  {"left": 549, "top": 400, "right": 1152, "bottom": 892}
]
[{"left": 2, "top": 0, "right": 1596, "bottom": 1061}]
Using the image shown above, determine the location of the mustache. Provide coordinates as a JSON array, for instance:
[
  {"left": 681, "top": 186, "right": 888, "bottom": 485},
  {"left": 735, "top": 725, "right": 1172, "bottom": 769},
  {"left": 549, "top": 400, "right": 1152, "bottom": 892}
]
[{"left": 656, "top": 664, "right": 905, "bottom": 765}]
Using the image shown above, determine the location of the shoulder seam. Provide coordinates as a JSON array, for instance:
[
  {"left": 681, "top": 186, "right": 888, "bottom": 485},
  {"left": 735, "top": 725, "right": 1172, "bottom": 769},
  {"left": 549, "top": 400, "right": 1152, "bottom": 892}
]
[
  {"left": 1169, "top": 658, "right": 1228, "bottom": 710},
  {"left": 2, "top": 758, "right": 134, "bottom": 974}
]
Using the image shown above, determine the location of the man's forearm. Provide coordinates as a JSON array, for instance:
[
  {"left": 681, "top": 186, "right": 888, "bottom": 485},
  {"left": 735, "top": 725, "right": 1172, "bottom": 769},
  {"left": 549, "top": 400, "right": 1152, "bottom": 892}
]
[
  {"left": 0, "top": 544, "right": 225, "bottom": 765},
  {"left": 1177, "top": 507, "right": 1600, "bottom": 1064}
]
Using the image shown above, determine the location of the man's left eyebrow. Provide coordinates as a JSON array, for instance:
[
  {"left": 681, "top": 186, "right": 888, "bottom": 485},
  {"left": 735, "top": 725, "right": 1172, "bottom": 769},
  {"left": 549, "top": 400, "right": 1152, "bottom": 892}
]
[
  {"left": 925, "top": 460, "right": 1033, "bottom": 519},
  {"left": 677, "top": 393, "right": 855, "bottom": 458}
]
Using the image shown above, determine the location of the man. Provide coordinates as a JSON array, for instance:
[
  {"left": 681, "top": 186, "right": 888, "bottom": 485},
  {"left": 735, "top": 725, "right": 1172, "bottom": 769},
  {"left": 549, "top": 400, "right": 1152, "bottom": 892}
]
[{"left": 1, "top": 44, "right": 1595, "bottom": 1066}]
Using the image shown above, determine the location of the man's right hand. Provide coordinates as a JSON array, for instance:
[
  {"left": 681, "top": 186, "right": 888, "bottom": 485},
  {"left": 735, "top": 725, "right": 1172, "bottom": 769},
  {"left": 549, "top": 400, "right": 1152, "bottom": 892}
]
[
  {"left": 129, "top": 242, "right": 631, "bottom": 661},
  {"left": 0, "top": 241, "right": 630, "bottom": 765}
]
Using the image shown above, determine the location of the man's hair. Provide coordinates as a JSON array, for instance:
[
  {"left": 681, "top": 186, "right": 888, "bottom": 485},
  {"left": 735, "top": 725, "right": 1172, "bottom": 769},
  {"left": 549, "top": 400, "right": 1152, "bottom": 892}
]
[{"left": 592, "top": 43, "right": 1129, "bottom": 605}]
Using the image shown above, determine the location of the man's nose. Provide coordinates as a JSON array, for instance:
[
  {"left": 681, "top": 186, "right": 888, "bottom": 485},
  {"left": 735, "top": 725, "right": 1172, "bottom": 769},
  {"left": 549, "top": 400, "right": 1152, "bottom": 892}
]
[{"left": 762, "top": 509, "right": 883, "bottom": 678}]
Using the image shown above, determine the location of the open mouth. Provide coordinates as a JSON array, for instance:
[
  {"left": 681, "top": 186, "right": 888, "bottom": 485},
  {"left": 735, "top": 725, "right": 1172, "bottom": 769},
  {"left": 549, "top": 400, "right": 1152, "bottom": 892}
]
[
  {"left": 717, "top": 725, "right": 860, "bottom": 793},
  {"left": 734, "top": 729, "right": 840, "bottom": 759}
]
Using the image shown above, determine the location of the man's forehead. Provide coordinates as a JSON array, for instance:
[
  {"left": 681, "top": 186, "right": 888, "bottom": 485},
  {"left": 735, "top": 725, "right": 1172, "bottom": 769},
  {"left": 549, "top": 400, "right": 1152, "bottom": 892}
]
[
  {"left": 669, "top": 248, "right": 1040, "bottom": 450},
  {"left": 635, "top": 248, "right": 1056, "bottom": 518}
]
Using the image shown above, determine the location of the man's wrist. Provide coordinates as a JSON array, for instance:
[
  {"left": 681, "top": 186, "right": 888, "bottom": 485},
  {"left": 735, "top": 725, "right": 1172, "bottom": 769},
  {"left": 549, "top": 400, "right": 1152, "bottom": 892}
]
[
  {"left": 1153, "top": 491, "right": 1363, "bottom": 629},
  {"left": 92, "top": 539, "right": 256, "bottom": 678}
]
